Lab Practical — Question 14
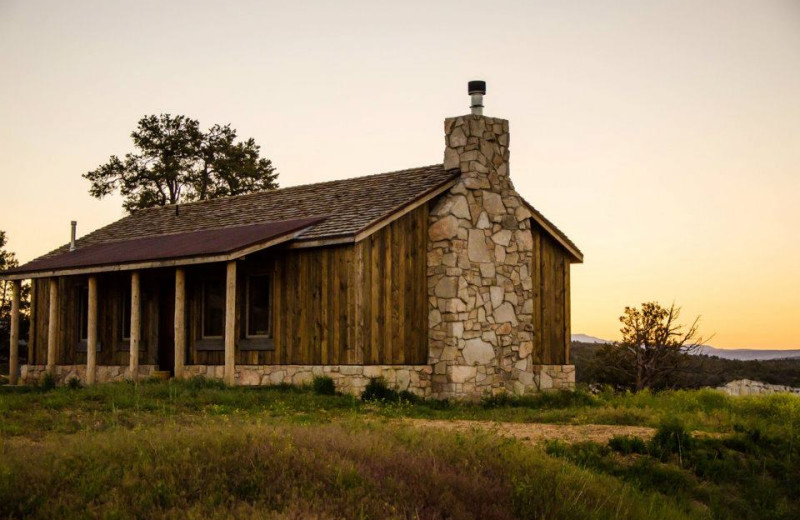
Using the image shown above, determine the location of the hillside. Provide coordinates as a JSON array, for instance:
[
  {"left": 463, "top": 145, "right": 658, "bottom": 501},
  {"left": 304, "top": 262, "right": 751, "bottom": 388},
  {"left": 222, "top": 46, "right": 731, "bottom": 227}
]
[
  {"left": 571, "top": 335, "right": 800, "bottom": 361},
  {"left": 572, "top": 341, "right": 800, "bottom": 388}
]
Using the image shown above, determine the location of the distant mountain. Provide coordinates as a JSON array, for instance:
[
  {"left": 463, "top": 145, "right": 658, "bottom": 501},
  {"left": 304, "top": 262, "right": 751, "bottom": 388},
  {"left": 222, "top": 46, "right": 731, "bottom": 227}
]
[
  {"left": 695, "top": 346, "right": 800, "bottom": 361},
  {"left": 571, "top": 334, "right": 800, "bottom": 361},
  {"left": 571, "top": 334, "right": 611, "bottom": 344}
]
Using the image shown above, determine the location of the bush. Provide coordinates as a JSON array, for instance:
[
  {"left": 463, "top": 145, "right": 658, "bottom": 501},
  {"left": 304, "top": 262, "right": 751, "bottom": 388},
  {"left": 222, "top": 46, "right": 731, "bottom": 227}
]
[
  {"left": 544, "top": 440, "right": 611, "bottom": 468},
  {"left": 649, "top": 419, "right": 694, "bottom": 463},
  {"left": 362, "top": 378, "right": 401, "bottom": 402},
  {"left": 482, "top": 390, "right": 598, "bottom": 410},
  {"left": 66, "top": 377, "right": 82, "bottom": 390},
  {"left": 182, "top": 376, "right": 226, "bottom": 390},
  {"left": 312, "top": 376, "right": 337, "bottom": 395},
  {"left": 39, "top": 373, "right": 56, "bottom": 391},
  {"left": 608, "top": 435, "right": 648, "bottom": 455}
]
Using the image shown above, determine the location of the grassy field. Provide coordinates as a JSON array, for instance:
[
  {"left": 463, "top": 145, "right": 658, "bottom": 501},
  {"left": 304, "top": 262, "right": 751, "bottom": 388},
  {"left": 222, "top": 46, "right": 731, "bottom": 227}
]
[{"left": 0, "top": 378, "right": 798, "bottom": 519}]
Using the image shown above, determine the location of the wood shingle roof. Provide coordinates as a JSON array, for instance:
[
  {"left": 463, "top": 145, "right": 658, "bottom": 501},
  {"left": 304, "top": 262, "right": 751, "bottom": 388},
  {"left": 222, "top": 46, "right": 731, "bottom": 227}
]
[
  {"left": 42, "top": 164, "right": 458, "bottom": 257},
  {"left": 3, "top": 162, "right": 583, "bottom": 279}
]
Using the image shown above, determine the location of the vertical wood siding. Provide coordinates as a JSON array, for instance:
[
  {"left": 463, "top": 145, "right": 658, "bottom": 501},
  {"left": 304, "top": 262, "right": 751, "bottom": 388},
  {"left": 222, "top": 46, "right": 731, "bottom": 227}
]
[
  {"left": 191, "top": 203, "right": 429, "bottom": 366},
  {"left": 28, "top": 204, "right": 430, "bottom": 368},
  {"left": 30, "top": 273, "right": 159, "bottom": 367},
  {"left": 530, "top": 222, "right": 572, "bottom": 364}
]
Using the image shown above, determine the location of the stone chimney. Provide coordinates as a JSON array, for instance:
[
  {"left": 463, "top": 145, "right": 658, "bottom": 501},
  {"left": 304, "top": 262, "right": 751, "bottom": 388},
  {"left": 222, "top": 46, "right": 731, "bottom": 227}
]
[{"left": 427, "top": 81, "right": 535, "bottom": 399}]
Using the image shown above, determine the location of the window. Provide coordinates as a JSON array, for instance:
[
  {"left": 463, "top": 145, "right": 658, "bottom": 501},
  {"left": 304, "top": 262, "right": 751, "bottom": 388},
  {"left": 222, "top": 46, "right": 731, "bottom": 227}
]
[
  {"left": 246, "top": 275, "right": 271, "bottom": 338},
  {"left": 120, "top": 284, "right": 131, "bottom": 341},
  {"left": 78, "top": 286, "right": 89, "bottom": 341},
  {"left": 202, "top": 279, "right": 225, "bottom": 338}
]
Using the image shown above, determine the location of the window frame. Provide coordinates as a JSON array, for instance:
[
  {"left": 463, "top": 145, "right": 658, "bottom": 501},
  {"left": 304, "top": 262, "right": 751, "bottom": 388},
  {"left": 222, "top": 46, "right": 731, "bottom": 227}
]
[
  {"left": 120, "top": 283, "right": 131, "bottom": 342},
  {"left": 200, "top": 277, "right": 226, "bottom": 340},
  {"left": 195, "top": 276, "right": 226, "bottom": 351},
  {"left": 245, "top": 274, "right": 272, "bottom": 340}
]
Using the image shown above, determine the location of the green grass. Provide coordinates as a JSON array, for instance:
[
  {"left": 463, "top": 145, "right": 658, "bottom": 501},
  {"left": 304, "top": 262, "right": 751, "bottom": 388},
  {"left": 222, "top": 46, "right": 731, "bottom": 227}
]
[
  {"left": 4, "top": 379, "right": 797, "bottom": 436},
  {"left": 545, "top": 418, "right": 800, "bottom": 520},
  {"left": 0, "top": 379, "right": 798, "bottom": 518},
  {"left": 0, "top": 420, "right": 705, "bottom": 519}
]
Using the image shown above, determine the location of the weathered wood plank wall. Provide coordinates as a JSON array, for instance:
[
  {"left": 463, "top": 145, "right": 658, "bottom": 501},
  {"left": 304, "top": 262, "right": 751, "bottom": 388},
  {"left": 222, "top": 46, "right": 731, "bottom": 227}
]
[
  {"left": 530, "top": 222, "right": 572, "bottom": 365},
  {"left": 190, "top": 203, "right": 429, "bottom": 366},
  {"left": 28, "top": 203, "right": 428, "bottom": 368},
  {"left": 30, "top": 273, "right": 160, "bottom": 367}
]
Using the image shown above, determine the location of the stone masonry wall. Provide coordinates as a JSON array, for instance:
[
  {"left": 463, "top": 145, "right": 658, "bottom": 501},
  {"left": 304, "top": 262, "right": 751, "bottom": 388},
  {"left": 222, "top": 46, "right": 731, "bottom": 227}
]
[
  {"left": 20, "top": 364, "right": 158, "bottom": 385},
  {"left": 184, "top": 364, "right": 433, "bottom": 397},
  {"left": 17, "top": 362, "right": 572, "bottom": 396},
  {"left": 428, "top": 114, "right": 568, "bottom": 399}
]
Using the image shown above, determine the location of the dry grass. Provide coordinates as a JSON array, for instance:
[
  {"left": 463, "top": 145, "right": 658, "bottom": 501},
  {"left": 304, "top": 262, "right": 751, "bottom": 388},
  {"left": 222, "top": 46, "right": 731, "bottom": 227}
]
[
  {"left": 0, "top": 420, "right": 703, "bottom": 520},
  {"left": 402, "top": 418, "right": 656, "bottom": 444}
]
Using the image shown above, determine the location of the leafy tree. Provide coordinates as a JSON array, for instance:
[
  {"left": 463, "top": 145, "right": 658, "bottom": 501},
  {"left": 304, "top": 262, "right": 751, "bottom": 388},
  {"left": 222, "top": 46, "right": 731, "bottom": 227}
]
[
  {"left": 589, "top": 302, "right": 706, "bottom": 391},
  {"left": 0, "top": 231, "right": 30, "bottom": 360},
  {"left": 84, "top": 114, "right": 278, "bottom": 212}
]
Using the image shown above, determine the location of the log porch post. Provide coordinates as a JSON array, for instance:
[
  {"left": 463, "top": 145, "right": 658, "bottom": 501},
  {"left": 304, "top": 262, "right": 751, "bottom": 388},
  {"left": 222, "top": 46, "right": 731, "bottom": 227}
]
[
  {"left": 8, "top": 280, "right": 20, "bottom": 385},
  {"left": 174, "top": 267, "right": 186, "bottom": 379},
  {"left": 86, "top": 275, "right": 98, "bottom": 384},
  {"left": 224, "top": 260, "right": 236, "bottom": 385},
  {"left": 129, "top": 271, "right": 141, "bottom": 381},
  {"left": 46, "top": 278, "right": 58, "bottom": 375}
]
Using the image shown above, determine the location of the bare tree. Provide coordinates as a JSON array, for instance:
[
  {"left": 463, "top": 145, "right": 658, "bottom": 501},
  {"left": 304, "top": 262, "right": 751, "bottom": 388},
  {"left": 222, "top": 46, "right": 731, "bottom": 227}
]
[{"left": 592, "top": 302, "right": 708, "bottom": 391}]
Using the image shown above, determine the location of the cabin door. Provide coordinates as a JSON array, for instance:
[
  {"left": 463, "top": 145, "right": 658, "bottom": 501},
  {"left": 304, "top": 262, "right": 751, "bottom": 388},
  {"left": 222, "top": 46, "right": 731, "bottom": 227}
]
[{"left": 157, "top": 278, "right": 175, "bottom": 374}]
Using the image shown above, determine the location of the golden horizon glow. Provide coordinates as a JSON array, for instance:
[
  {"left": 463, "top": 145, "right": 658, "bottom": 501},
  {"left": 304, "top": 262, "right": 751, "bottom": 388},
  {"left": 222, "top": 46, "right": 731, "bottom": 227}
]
[{"left": 1, "top": 0, "right": 798, "bottom": 350}]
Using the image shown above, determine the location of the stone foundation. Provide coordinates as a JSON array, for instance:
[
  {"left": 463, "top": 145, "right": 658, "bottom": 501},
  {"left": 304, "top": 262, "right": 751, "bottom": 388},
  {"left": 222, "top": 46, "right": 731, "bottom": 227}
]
[
  {"left": 532, "top": 365, "right": 575, "bottom": 392},
  {"left": 17, "top": 363, "right": 570, "bottom": 397},
  {"left": 184, "top": 364, "right": 434, "bottom": 397},
  {"left": 20, "top": 364, "right": 158, "bottom": 385}
]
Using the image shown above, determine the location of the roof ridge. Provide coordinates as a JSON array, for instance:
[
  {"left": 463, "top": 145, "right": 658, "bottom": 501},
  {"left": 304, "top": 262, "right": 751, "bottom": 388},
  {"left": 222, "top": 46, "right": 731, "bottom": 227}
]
[{"left": 142, "top": 163, "right": 446, "bottom": 213}]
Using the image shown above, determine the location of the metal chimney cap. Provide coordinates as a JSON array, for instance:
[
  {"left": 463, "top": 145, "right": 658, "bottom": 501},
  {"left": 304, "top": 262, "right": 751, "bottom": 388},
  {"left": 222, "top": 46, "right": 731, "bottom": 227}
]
[{"left": 468, "top": 80, "right": 486, "bottom": 95}]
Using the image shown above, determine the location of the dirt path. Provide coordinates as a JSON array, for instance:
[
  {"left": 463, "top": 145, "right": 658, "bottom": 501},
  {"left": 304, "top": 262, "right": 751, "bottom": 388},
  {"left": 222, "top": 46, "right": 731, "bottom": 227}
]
[{"left": 402, "top": 419, "right": 655, "bottom": 445}]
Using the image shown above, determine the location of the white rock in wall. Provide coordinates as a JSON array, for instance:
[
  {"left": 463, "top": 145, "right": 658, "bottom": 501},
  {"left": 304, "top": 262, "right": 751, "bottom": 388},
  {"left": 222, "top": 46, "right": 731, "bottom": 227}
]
[
  {"left": 493, "top": 302, "right": 518, "bottom": 326},
  {"left": 463, "top": 338, "right": 495, "bottom": 365},
  {"left": 467, "top": 229, "right": 492, "bottom": 262}
]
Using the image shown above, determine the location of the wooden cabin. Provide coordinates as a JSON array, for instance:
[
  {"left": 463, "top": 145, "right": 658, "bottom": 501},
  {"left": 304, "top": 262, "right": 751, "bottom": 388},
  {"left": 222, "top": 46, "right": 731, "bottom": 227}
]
[{"left": 2, "top": 91, "right": 582, "bottom": 399}]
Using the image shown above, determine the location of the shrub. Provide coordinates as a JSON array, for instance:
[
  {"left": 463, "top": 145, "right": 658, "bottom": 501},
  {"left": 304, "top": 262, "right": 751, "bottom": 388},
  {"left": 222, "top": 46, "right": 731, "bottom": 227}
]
[
  {"left": 649, "top": 419, "right": 693, "bottom": 463},
  {"left": 362, "top": 378, "right": 400, "bottom": 402},
  {"left": 66, "top": 377, "right": 82, "bottom": 390},
  {"left": 182, "top": 376, "right": 226, "bottom": 390},
  {"left": 312, "top": 376, "right": 337, "bottom": 395},
  {"left": 608, "top": 435, "right": 648, "bottom": 455},
  {"left": 39, "top": 373, "right": 56, "bottom": 391},
  {"left": 482, "top": 390, "right": 598, "bottom": 410},
  {"left": 544, "top": 440, "right": 611, "bottom": 469}
]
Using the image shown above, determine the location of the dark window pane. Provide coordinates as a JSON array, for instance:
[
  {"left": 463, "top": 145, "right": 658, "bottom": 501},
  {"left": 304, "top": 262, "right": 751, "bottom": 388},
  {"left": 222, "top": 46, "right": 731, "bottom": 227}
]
[
  {"left": 78, "top": 287, "right": 88, "bottom": 340},
  {"left": 247, "top": 275, "right": 270, "bottom": 337},
  {"left": 203, "top": 279, "right": 225, "bottom": 338},
  {"left": 121, "top": 285, "right": 131, "bottom": 340}
]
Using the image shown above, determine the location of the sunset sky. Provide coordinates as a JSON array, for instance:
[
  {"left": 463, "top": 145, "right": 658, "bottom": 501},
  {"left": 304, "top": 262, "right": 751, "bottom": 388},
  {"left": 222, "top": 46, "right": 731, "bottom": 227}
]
[{"left": 1, "top": 0, "right": 798, "bottom": 349}]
